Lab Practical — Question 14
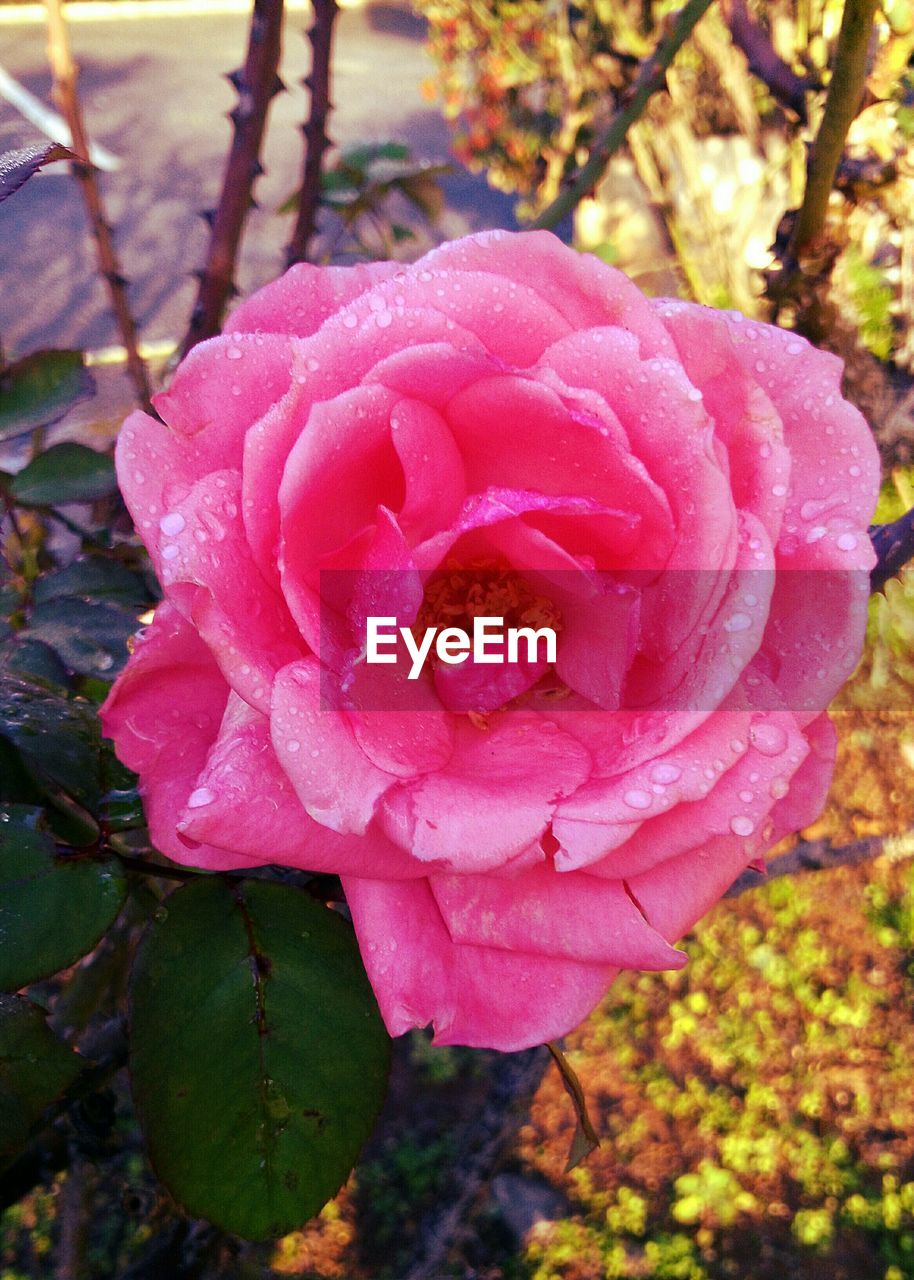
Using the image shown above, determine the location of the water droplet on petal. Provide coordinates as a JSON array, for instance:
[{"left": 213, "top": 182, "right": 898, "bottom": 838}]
[
  {"left": 187, "top": 787, "right": 215, "bottom": 809},
  {"left": 650, "top": 762, "right": 682, "bottom": 785},
  {"left": 226, "top": 346, "right": 243, "bottom": 360},
  {"left": 159, "top": 512, "right": 186, "bottom": 536},
  {"left": 749, "top": 723, "right": 788, "bottom": 756},
  {"left": 623, "top": 788, "right": 652, "bottom": 810},
  {"left": 286, "top": 740, "right": 300, "bottom": 754},
  {"left": 730, "top": 815, "right": 755, "bottom": 836},
  {"left": 723, "top": 612, "right": 752, "bottom": 633}
]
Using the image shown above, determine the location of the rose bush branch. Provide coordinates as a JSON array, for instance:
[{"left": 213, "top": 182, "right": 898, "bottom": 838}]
[
  {"left": 530, "top": 0, "right": 715, "bottom": 233},
  {"left": 870, "top": 505, "right": 914, "bottom": 590},
  {"left": 43, "top": 0, "right": 151, "bottom": 412},
  {"left": 720, "top": 0, "right": 812, "bottom": 121},
  {"left": 726, "top": 825, "right": 914, "bottom": 898},
  {"left": 181, "top": 0, "right": 285, "bottom": 354},
  {"left": 779, "top": 0, "right": 879, "bottom": 270},
  {"left": 286, "top": 0, "right": 339, "bottom": 266}
]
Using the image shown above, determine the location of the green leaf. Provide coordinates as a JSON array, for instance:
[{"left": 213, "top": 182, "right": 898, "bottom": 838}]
[
  {"left": 0, "top": 352, "right": 95, "bottom": 441},
  {"left": 0, "top": 810, "right": 126, "bottom": 991},
  {"left": 0, "top": 143, "right": 76, "bottom": 205},
  {"left": 130, "top": 879, "right": 391, "bottom": 1240},
  {"left": 0, "top": 672, "right": 103, "bottom": 810},
  {"left": 0, "top": 635, "right": 71, "bottom": 688},
  {"left": 9, "top": 443, "right": 117, "bottom": 506},
  {"left": 33, "top": 556, "right": 149, "bottom": 608},
  {"left": 0, "top": 995, "right": 82, "bottom": 1167},
  {"left": 27, "top": 596, "right": 138, "bottom": 677}
]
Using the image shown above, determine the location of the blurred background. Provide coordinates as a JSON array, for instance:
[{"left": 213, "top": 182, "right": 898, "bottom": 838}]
[{"left": 3, "top": 1, "right": 914, "bottom": 1278}]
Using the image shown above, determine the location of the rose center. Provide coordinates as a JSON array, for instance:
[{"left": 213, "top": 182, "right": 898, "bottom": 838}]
[{"left": 413, "top": 558, "right": 563, "bottom": 655}]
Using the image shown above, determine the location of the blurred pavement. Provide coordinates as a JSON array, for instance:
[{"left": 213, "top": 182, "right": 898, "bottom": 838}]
[{"left": 0, "top": 1, "right": 518, "bottom": 363}]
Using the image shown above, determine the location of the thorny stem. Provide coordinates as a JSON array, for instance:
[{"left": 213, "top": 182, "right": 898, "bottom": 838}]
[
  {"left": 781, "top": 0, "right": 879, "bottom": 267},
  {"left": 286, "top": 0, "right": 339, "bottom": 266},
  {"left": 43, "top": 0, "right": 152, "bottom": 413},
  {"left": 181, "top": 0, "right": 285, "bottom": 354},
  {"left": 530, "top": 0, "right": 715, "bottom": 233}
]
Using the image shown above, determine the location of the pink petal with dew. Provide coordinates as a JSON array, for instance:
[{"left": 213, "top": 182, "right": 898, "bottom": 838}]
[
  {"left": 366, "top": 343, "right": 496, "bottom": 412},
  {"left": 651, "top": 300, "right": 792, "bottom": 547},
  {"left": 242, "top": 313, "right": 487, "bottom": 583},
  {"left": 153, "top": 469, "right": 304, "bottom": 715},
  {"left": 429, "top": 862, "right": 686, "bottom": 969},
  {"left": 271, "top": 658, "right": 397, "bottom": 834},
  {"left": 346, "top": 264, "right": 574, "bottom": 367},
  {"left": 379, "top": 713, "right": 591, "bottom": 873},
  {"left": 765, "top": 711, "right": 836, "bottom": 844},
  {"left": 99, "top": 603, "right": 252, "bottom": 871},
  {"left": 154, "top": 332, "right": 295, "bottom": 456},
  {"left": 227, "top": 259, "right": 400, "bottom": 336},
  {"left": 175, "top": 693, "right": 428, "bottom": 878},
  {"left": 626, "top": 828, "right": 766, "bottom": 944},
  {"left": 420, "top": 229, "right": 678, "bottom": 357},
  {"left": 343, "top": 875, "right": 617, "bottom": 1050},
  {"left": 568, "top": 708, "right": 809, "bottom": 878},
  {"left": 413, "top": 486, "right": 623, "bottom": 573},
  {"left": 444, "top": 372, "right": 664, "bottom": 545},
  {"left": 711, "top": 308, "right": 881, "bottom": 558}
]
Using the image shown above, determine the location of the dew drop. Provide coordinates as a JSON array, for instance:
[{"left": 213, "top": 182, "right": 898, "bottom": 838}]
[
  {"left": 286, "top": 740, "right": 301, "bottom": 754},
  {"left": 723, "top": 612, "right": 752, "bottom": 633},
  {"left": 738, "top": 789, "right": 754, "bottom": 803},
  {"left": 226, "top": 346, "right": 243, "bottom": 361},
  {"left": 161, "top": 544, "right": 180, "bottom": 561},
  {"left": 623, "top": 788, "right": 652, "bottom": 810},
  {"left": 650, "top": 762, "right": 682, "bottom": 785},
  {"left": 375, "top": 310, "right": 393, "bottom": 329},
  {"left": 837, "top": 533, "right": 857, "bottom": 551},
  {"left": 730, "top": 815, "right": 755, "bottom": 837},
  {"left": 159, "top": 512, "right": 186, "bottom": 536},
  {"left": 187, "top": 787, "right": 215, "bottom": 809},
  {"left": 342, "top": 311, "right": 359, "bottom": 329},
  {"left": 771, "top": 484, "right": 788, "bottom": 497},
  {"left": 749, "top": 723, "right": 788, "bottom": 756}
]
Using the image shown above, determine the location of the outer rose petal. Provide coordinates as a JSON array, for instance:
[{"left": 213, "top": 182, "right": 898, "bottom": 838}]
[
  {"left": 99, "top": 603, "right": 251, "bottom": 871},
  {"left": 428, "top": 863, "right": 686, "bottom": 969},
  {"left": 176, "top": 694, "right": 429, "bottom": 879},
  {"left": 227, "top": 260, "right": 400, "bottom": 336},
  {"left": 342, "top": 876, "right": 617, "bottom": 1051}
]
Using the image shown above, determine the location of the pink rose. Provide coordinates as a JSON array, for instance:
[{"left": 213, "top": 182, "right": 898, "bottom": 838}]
[{"left": 101, "top": 231, "right": 879, "bottom": 1051}]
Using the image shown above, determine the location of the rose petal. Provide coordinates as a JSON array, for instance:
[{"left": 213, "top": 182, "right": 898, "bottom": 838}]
[
  {"left": 271, "top": 658, "right": 397, "bottom": 833},
  {"left": 343, "top": 875, "right": 617, "bottom": 1050},
  {"left": 379, "top": 713, "right": 591, "bottom": 872},
  {"left": 154, "top": 470, "right": 304, "bottom": 715},
  {"left": 99, "top": 603, "right": 252, "bottom": 870},
  {"left": 429, "top": 862, "right": 686, "bottom": 969},
  {"left": 228, "top": 259, "right": 400, "bottom": 336},
  {"left": 176, "top": 693, "right": 428, "bottom": 878},
  {"left": 421, "top": 229, "right": 678, "bottom": 357}
]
